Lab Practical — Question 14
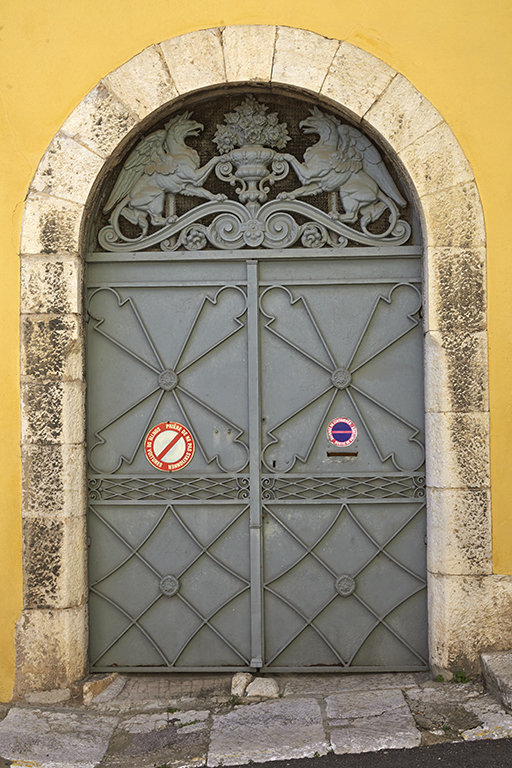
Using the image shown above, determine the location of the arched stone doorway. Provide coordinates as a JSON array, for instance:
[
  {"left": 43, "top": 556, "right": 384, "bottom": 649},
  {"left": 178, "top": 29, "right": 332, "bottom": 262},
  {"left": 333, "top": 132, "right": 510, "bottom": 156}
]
[{"left": 17, "top": 26, "right": 490, "bottom": 694}]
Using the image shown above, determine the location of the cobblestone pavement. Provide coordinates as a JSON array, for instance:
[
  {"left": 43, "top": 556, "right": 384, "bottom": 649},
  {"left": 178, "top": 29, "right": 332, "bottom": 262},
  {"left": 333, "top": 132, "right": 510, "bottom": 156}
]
[{"left": 1, "top": 672, "right": 512, "bottom": 768}]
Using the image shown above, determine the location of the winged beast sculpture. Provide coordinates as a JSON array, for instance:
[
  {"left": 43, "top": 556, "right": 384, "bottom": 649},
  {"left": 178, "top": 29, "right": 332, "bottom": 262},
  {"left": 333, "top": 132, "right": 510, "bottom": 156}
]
[
  {"left": 103, "top": 112, "right": 226, "bottom": 235},
  {"left": 278, "top": 107, "right": 406, "bottom": 227}
]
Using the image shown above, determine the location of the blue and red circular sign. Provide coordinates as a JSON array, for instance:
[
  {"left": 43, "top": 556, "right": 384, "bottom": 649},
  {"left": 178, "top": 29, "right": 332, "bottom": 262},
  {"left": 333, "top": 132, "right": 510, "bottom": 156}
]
[{"left": 327, "top": 418, "right": 357, "bottom": 447}]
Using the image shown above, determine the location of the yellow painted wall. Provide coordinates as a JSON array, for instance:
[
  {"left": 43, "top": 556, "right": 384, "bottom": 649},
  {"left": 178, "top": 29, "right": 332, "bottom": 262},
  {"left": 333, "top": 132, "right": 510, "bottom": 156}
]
[{"left": 1, "top": 0, "right": 511, "bottom": 700}]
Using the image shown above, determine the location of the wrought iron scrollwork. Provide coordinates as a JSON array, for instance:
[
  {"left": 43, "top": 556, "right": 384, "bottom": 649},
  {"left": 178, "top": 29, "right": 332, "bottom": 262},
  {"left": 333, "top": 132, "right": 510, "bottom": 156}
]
[{"left": 98, "top": 96, "right": 411, "bottom": 252}]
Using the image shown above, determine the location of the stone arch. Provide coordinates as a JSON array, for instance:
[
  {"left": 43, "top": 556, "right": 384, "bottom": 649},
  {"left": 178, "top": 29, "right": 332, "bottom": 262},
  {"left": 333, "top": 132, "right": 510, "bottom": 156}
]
[{"left": 18, "top": 25, "right": 492, "bottom": 695}]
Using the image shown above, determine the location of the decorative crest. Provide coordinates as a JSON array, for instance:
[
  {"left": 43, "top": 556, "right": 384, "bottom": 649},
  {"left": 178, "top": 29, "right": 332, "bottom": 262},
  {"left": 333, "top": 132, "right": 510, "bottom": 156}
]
[{"left": 98, "top": 97, "right": 411, "bottom": 252}]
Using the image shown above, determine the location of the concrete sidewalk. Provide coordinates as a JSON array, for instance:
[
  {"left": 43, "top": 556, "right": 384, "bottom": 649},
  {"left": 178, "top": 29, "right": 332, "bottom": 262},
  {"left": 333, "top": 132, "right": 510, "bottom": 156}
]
[{"left": 2, "top": 670, "right": 512, "bottom": 768}]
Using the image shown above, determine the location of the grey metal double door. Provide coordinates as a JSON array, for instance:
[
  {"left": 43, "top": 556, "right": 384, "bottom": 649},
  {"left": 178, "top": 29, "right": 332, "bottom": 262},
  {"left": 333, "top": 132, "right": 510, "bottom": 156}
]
[{"left": 87, "top": 248, "right": 427, "bottom": 672}]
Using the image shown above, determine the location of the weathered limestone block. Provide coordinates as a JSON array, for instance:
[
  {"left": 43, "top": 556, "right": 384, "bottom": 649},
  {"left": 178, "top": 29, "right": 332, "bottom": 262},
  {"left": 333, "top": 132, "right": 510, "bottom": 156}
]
[
  {"left": 423, "top": 246, "right": 487, "bottom": 334},
  {"left": 481, "top": 651, "right": 512, "bottom": 712},
  {"left": 23, "top": 515, "right": 87, "bottom": 609},
  {"left": 425, "top": 411, "right": 490, "bottom": 490},
  {"left": 321, "top": 42, "right": 396, "bottom": 120},
  {"left": 30, "top": 133, "right": 105, "bottom": 205},
  {"left": 61, "top": 84, "right": 138, "bottom": 159},
  {"left": 104, "top": 45, "right": 179, "bottom": 119},
  {"left": 22, "top": 444, "right": 86, "bottom": 519},
  {"left": 399, "top": 121, "right": 474, "bottom": 197},
  {"left": 21, "top": 381, "right": 85, "bottom": 445},
  {"left": 82, "top": 673, "right": 119, "bottom": 705},
  {"left": 424, "top": 330, "right": 489, "bottom": 413},
  {"left": 21, "top": 254, "right": 82, "bottom": 315},
  {"left": 245, "top": 677, "right": 279, "bottom": 698},
  {"left": 231, "top": 672, "right": 253, "bottom": 697},
  {"left": 223, "top": 26, "right": 276, "bottom": 83},
  {"left": 20, "top": 194, "right": 83, "bottom": 256},
  {"left": 420, "top": 182, "right": 486, "bottom": 250},
  {"left": 160, "top": 29, "right": 226, "bottom": 93},
  {"left": 429, "top": 574, "right": 512, "bottom": 673},
  {"left": 21, "top": 314, "right": 84, "bottom": 382},
  {"left": 427, "top": 488, "right": 492, "bottom": 575},
  {"left": 13, "top": 605, "right": 88, "bottom": 697},
  {"left": 272, "top": 27, "right": 339, "bottom": 93},
  {"left": 364, "top": 73, "right": 443, "bottom": 153}
]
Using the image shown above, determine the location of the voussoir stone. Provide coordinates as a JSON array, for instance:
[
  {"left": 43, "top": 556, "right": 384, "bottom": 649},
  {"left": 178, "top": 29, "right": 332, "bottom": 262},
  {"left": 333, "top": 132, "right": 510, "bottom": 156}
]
[
  {"left": 60, "top": 83, "right": 138, "bottom": 159},
  {"left": 321, "top": 42, "right": 396, "bottom": 119},
  {"left": 160, "top": 29, "right": 226, "bottom": 93},
  {"left": 31, "top": 133, "right": 105, "bottom": 205},
  {"left": 223, "top": 26, "right": 276, "bottom": 83},
  {"left": 272, "top": 27, "right": 339, "bottom": 93},
  {"left": 364, "top": 73, "right": 443, "bottom": 153},
  {"left": 104, "top": 44, "right": 179, "bottom": 119},
  {"left": 207, "top": 698, "right": 328, "bottom": 766}
]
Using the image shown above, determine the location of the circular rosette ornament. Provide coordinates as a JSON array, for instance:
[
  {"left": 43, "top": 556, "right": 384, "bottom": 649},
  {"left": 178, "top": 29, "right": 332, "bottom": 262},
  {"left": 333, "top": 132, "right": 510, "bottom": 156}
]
[
  {"left": 335, "top": 574, "right": 356, "bottom": 597},
  {"left": 241, "top": 219, "right": 265, "bottom": 247},
  {"left": 180, "top": 225, "right": 208, "bottom": 251},
  {"left": 159, "top": 575, "right": 180, "bottom": 597},
  {"left": 300, "top": 223, "right": 328, "bottom": 248}
]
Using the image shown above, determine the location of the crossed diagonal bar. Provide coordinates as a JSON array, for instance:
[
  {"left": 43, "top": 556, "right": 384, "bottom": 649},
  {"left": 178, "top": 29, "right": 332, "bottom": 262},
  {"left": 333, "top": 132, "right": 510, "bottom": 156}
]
[
  {"left": 90, "top": 503, "right": 251, "bottom": 666},
  {"left": 263, "top": 501, "right": 427, "bottom": 666}
]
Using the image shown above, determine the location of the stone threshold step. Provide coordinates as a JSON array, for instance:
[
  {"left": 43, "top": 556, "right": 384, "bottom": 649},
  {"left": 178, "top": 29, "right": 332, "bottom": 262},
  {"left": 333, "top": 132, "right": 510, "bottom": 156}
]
[{"left": 482, "top": 651, "right": 512, "bottom": 712}]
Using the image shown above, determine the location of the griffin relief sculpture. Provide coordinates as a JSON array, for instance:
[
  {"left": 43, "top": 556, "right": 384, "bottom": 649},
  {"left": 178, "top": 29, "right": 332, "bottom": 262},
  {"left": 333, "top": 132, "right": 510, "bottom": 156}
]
[
  {"left": 103, "top": 112, "right": 225, "bottom": 235},
  {"left": 278, "top": 107, "right": 406, "bottom": 227},
  {"left": 98, "top": 97, "right": 412, "bottom": 251}
]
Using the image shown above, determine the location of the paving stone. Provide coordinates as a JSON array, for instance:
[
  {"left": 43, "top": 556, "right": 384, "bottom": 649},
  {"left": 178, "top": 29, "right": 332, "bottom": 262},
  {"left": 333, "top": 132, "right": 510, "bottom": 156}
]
[
  {"left": 460, "top": 692, "right": 512, "bottom": 739},
  {"left": 120, "top": 712, "right": 169, "bottom": 733},
  {"left": 100, "top": 720, "right": 209, "bottom": 768},
  {"left": 112, "top": 674, "right": 231, "bottom": 704},
  {"left": 330, "top": 708, "right": 421, "bottom": 754},
  {"left": 283, "top": 673, "right": 427, "bottom": 696},
  {"left": 0, "top": 708, "right": 117, "bottom": 767},
  {"left": 326, "top": 689, "right": 408, "bottom": 723},
  {"left": 406, "top": 682, "right": 482, "bottom": 705},
  {"left": 207, "top": 698, "right": 328, "bottom": 766}
]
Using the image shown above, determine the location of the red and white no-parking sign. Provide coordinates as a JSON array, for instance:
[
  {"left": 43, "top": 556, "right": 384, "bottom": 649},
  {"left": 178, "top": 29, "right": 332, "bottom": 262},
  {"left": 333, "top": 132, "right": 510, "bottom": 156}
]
[{"left": 144, "top": 421, "right": 195, "bottom": 472}]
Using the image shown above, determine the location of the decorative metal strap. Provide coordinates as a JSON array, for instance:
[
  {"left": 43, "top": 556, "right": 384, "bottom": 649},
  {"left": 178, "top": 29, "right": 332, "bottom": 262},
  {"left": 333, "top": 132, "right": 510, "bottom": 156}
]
[
  {"left": 261, "top": 474, "right": 425, "bottom": 501},
  {"left": 88, "top": 475, "right": 250, "bottom": 501}
]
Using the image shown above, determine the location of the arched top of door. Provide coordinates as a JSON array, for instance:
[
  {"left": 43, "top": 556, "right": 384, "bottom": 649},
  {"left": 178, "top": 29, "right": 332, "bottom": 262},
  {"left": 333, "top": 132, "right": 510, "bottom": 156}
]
[
  {"left": 83, "top": 87, "right": 421, "bottom": 255},
  {"left": 22, "top": 25, "right": 485, "bottom": 263}
]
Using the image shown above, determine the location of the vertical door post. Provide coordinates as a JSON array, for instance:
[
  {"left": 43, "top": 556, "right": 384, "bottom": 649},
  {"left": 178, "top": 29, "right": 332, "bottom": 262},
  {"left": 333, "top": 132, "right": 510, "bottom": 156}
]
[{"left": 247, "top": 260, "right": 263, "bottom": 667}]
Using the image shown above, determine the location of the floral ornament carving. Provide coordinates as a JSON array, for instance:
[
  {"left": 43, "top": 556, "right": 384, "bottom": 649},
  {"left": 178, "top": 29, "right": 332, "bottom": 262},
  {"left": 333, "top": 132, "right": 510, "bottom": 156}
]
[
  {"left": 98, "top": 97, "right": 411, "bottom": 251},
  {"left": 213, "top": 95, "right": 291, "bottom": 153}
]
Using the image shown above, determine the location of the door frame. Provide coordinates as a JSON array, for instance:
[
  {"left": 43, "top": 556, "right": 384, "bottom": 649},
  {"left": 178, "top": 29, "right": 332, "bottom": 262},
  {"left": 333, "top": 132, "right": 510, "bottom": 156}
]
[{"left": 18, "top": 25, "right": 491, "bottom": 695}]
